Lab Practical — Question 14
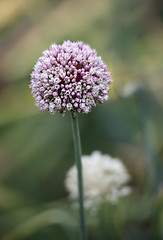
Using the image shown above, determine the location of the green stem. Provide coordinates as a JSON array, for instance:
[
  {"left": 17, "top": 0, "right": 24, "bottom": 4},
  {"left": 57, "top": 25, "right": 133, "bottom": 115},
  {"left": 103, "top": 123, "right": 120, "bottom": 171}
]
[{"left": 71, "top": 114, "right": 87, "bottom": 240}]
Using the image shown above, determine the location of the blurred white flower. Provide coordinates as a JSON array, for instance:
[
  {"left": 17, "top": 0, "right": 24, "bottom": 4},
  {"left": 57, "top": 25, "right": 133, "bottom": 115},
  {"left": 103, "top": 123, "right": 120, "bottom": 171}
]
[
  {"left": 65, "top": 151, "right": 131, "bottom": 209},
  {"left": 121, "top": 80, "right": 143, "bottom": 97}
]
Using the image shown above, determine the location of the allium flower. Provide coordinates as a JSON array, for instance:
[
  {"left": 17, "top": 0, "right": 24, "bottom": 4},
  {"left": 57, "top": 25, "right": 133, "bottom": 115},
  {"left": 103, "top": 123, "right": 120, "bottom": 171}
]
[
  {"left": 30, "top": 41, "right": 112, "bottom": 116},
  {"left": 65, "top": 151, "right": 131, "bottom": 209}
]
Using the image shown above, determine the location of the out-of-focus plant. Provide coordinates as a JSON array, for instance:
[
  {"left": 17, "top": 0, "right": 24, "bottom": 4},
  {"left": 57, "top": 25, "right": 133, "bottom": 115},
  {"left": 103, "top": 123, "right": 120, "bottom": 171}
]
[{"left": 65, "top": 151, "right": 131, "bottom": 210}]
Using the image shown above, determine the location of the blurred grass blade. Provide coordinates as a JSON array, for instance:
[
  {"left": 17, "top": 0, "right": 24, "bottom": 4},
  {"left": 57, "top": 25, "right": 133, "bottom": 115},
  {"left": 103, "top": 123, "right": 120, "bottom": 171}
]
[{"left": 3, "top": 208, "right": 77, "bottom": 240}]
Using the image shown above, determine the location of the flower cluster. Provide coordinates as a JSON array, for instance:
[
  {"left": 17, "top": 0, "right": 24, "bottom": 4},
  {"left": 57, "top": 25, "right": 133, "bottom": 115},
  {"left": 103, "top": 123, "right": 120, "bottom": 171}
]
[
  {"left": 30, "top": 41, "right": 112, "bottom": 116},
  {"left": 65, "top": 151, "right": 131, "bottom": 209}
]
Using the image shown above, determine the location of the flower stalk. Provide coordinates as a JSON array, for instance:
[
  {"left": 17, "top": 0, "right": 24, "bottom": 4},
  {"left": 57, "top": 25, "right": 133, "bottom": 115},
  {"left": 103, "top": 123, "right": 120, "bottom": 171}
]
[{"left": 71, "top": 114, "right": 87, "bottom": 240}]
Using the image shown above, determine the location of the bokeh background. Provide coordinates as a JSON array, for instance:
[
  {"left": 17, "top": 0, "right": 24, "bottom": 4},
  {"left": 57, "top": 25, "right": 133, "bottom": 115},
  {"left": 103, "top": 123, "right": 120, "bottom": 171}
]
[{"left": 0, "top": 0, "right": 163, "bottom": 239}]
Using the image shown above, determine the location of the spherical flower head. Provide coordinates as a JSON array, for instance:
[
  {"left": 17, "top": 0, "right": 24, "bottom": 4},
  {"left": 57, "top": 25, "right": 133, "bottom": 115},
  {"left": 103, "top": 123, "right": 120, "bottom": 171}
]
[
  {"left": 65, "top": 151, "right": 131, "bottom": 210},
  {"left": 30, "top": 41, "right": 112, "bottom": 116}
]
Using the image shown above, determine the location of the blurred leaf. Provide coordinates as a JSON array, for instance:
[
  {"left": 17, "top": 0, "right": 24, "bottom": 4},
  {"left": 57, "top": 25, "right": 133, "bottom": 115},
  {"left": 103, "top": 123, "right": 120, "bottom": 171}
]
[{"left": 2, "top": 207, "right": 77, "bottom": 240}]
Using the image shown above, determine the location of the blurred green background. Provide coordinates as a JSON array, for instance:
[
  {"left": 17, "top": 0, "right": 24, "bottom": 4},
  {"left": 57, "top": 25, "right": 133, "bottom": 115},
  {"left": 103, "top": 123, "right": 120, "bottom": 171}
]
[{"left": 0, "top": 0, "right": 163, "bottom": 239}]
